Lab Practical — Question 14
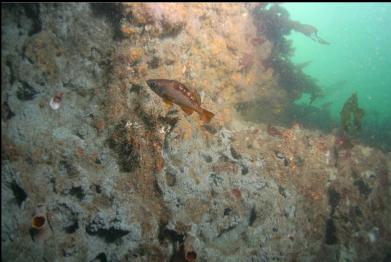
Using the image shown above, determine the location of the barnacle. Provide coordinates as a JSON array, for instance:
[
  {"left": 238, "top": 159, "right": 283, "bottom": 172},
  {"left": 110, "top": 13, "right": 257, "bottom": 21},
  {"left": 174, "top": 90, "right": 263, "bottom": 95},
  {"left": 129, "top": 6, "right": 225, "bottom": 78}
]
[
  {"left": 32, "top": 215, "right": 46, "bottom": 229},
  {"left": 31, "top": 205, "right": 47, "bottom": 229},
  {"left": 49, "top": 91, "right": 63, "bottom": 110},
  {"left": 184, "top": 234, "right": 198, "bottom": 262},
  {"left": 31, "top": 204, "right": 51, "bottom": 241}
]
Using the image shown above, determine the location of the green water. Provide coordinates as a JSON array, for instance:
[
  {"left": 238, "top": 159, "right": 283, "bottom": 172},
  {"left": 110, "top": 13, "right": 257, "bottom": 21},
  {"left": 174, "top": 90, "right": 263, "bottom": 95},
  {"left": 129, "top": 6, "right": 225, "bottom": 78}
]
[{"left": 282, "top": 3, "right": 391, "bottom": 150}]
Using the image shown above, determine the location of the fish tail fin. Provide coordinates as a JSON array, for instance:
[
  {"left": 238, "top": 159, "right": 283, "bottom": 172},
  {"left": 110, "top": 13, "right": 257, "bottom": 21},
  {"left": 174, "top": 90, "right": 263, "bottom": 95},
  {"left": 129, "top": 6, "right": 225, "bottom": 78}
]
[{"left": 199, "top": 108, "right": 215, "bottom": 123}]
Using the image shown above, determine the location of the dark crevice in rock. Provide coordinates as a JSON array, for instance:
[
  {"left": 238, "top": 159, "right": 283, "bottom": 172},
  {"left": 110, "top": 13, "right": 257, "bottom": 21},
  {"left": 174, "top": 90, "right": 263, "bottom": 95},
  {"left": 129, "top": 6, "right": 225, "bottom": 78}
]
[
  {"left": 224, "top": 207, "right": 232, "bottom": 216},
  {"left": 328, "top": 187, "right": 341, "bottom": 215},
  {"left": 23, "top": 4, "right": 42, "bottom": 36},
  {"left": 241, "top": 165, "right": 249, "bottom": 175},
  {"left": 230, "top": 146, "right": 242, "bottom": 160},
  {"left": 218, "top": 153, "right": 230, "bottom": 162},
  {"left": 115, "top": 142, "right": 139, "bottom": 173},
  {"left": 160, "top": 116, "right": 179, "bottom": 153},
  {"left": 217, "top": 225, "right": 237, "bottom": 238},
  {"left": 353, "top": 179, "right": 372, "bottom": 198},
  {"left": 278, "top": 186, "right": 287, "bottom": 198},
  {"left": 90, "top": 3, "right": 124, "bottom": 41},
  {"left": 383, "top": 252, "right": 391, "bottom": 262},
  {"left": 94, "top": 184, "right": 102, "bottom": 194},
  {"left": 10, "top": 181, "right": 28, "bottom": 207},
  {"left": 59, "top": 159, "right": 80, "bottom": 177},
  {"left": 170, "top": 244, "right": 186, "bottom": 262},
  {"left": 107, "top": 121, "right": 140, "bottom": 173},
  {"left": 165, "top": 171, "right": 177, "bottom": 187},
  {"left": 86, "top": 226, "right": 130, "bottom": 243},
  {"left": 209, "top": 173, "right": 223, "bottom": 187},
  {"left": 64, "top": 220, "right": 79, "bottom": 234},
  {"left": 129, "top": 84, "right": 143, "bottom": 94},
  {"left": 135, "top": 105, "right": 158, "bottom": 130},
  {"left": 159, "top": 116, "right": 179, "bottom": 130},
  {"left": 91, "top": 253, "right": 107, "bottom": 262},
  {"left": 157, "top": 221, "right": 189, "bottom": 262},
  {"left": 350, "top": 169, "right": 359, "bottom": 179},
  {"left": 52, "top": 202, "right": 81, "bottom": 235},
  {"left": 202, "top": 155, "right": 213, "bottom": 163},
  {"left": 6, "top": 60, "right": 15, "bottom": 85},
  {"left": 2, "top": 101, "right": 15, "bottom": 120},
  {"left": 147, "top": 56, "right": 160, "bottom": 69},
  {"left": 69, "top": 186, "right": 85, "bottom": 201},
  {"left": 16, "top": 81, "right": 39, "bottom": 101},
  {"left": 153, "top": 179, "right": 163, "bottom": 196},
  {"left": 160, "top": 22, "right": 185, "bottom": 39},
  {"left": 353, "top": 206, "right": 363, "bottom": 217},
  {"left": 325, "top": 218, "right": 337, "bottom": 245},
  {"left": 248, "top": 206, "right": 257, "bottom": 226},
  {"left": 158, "top": 225, "right": 184, "bottom": 244},
  {"left": 202, "top": 123, "right": 219, "bottom": 134}
]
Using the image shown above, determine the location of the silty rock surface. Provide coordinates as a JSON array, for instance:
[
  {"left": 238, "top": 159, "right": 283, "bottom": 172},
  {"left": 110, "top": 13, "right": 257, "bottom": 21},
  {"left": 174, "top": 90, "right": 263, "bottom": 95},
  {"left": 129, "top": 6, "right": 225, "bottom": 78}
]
[{"left": 2, "top": 3, "right": 390, "bottom": 262}]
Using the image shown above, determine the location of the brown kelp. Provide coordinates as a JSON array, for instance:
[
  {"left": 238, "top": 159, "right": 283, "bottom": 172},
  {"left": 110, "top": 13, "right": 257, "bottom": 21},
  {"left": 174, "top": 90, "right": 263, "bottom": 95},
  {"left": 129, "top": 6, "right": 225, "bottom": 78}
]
[
  {"left": 252, "top": 4, "right": 325, "bottom": 103},
  {"left": 340, "top": 92, "right": 365, "bottom": 133},
  {"left": 252, "top": 4, "right": 293, "bottom": 57},
  {"left": 288, "top": 20, "right": 330, "bottom": 45},
  {"left": 253, "top": 4, "right": 329, "bottom": 52},
  {"left": 266, "top": 56, "right": 324, "bottom": 102}
]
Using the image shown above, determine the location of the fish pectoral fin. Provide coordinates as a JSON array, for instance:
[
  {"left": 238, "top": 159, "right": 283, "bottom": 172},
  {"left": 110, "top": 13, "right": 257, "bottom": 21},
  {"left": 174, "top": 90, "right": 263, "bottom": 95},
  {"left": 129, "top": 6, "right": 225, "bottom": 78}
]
[
  {"left": 163, "top": 98, "right": 174, "bottom": 110},
  {"left": 163, "top": 98, "right": 173, "bottom": 106},
  {"left": 180, "top": 106, "right": 194, "bottom": 115}
]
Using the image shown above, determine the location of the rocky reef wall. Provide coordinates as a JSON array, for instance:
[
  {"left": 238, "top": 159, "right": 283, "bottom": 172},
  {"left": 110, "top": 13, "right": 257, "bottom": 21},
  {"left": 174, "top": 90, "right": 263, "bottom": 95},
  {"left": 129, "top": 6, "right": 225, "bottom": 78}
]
[{"left": 2, "top": 3, "right": 390, "bottom": 261}]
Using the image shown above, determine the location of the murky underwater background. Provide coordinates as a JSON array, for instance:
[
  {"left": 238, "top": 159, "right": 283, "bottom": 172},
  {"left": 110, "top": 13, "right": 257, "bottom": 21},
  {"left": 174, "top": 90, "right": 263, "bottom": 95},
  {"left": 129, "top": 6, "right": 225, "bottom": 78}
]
[
  {"left": 2, "top": 3, "right": 391, "bottom": 262},
  {"left": 284, "top": 3, "right": 391, "bottom": 151}
]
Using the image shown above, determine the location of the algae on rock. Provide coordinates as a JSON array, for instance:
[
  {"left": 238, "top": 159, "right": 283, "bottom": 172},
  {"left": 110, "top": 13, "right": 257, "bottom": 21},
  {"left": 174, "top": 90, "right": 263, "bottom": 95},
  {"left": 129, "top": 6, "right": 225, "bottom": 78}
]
[{"left": 340, "top": 92, "right": 365, "bottom": 133}]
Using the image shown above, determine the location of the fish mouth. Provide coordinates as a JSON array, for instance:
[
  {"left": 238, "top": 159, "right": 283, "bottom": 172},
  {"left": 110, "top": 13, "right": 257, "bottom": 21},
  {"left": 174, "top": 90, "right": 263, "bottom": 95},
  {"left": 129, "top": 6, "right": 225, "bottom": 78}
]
[
  {"left": 146, "top": 79, "right": 160, "bottom": 94},
  {"left": 146, "top": 80, "right": 154, "bottom": 87}
]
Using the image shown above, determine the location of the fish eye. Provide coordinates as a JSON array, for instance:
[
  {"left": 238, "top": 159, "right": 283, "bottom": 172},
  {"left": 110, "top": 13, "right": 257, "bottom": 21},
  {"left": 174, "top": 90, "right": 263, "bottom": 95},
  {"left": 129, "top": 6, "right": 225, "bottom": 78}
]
[{"left": 148, "top": 80, "right": 156, "bottom": 87}]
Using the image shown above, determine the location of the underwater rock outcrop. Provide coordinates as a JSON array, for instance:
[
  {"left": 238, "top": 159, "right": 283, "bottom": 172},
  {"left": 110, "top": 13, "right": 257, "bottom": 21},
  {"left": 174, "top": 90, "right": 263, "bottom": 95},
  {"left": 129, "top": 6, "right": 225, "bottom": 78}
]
[{"left": 1, "top": 3, "right": 390, "bottom": 262}]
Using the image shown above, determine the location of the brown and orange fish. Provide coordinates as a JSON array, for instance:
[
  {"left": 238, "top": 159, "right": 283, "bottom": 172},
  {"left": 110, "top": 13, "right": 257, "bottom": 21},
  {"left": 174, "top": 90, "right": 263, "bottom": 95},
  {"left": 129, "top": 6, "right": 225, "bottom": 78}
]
[{"left": 146, "top": 79, "right": 215, "bottom": 123}]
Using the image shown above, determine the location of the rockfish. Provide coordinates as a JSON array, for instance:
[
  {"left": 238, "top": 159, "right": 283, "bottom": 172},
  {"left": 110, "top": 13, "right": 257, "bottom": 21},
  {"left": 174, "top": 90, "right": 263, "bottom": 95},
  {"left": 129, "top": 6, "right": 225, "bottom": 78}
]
[{"left": 146, "top": 79, "right": 215, "bottom": 123}]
